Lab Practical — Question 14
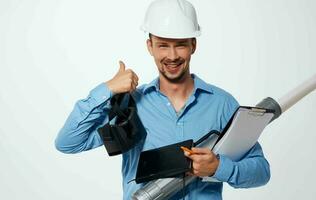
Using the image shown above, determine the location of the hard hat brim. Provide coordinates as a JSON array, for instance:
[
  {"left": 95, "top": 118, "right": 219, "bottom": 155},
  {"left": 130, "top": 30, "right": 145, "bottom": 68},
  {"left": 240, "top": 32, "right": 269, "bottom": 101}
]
[{"left": 140, "top": 25, "right": 201, "bottom": 39}]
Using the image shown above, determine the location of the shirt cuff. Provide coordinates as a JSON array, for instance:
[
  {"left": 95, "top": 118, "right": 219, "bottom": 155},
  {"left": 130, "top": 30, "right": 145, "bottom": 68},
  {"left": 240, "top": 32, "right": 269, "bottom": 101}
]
[
  {"left": 89, "top": 83, "right": 113, "bottom": 107},
  {"left": 212, "top": 154, "right": 235, "bottom": 182}
]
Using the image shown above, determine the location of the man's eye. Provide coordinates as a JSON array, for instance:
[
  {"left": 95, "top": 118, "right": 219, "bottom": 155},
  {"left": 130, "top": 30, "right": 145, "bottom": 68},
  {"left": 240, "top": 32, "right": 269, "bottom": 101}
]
[{"left": 159, "top": 45, "right": 168, "bottom": 48}]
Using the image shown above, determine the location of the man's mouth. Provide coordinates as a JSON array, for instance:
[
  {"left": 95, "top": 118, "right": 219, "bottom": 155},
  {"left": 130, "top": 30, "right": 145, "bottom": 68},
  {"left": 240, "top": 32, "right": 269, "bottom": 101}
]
[{"left": 163, "top": 62, "right": 184, "bottom": 72}]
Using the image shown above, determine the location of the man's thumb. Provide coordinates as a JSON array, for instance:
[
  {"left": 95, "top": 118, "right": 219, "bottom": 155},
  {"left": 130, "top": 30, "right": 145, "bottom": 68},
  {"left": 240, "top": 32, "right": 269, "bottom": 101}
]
[{"left": 118, "top": 60, "right": 126, "bottom": 72}]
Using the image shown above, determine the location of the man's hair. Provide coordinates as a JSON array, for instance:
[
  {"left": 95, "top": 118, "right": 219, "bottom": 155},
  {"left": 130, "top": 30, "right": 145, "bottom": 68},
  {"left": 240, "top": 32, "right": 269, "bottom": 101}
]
[{"left": 148, "top": 33, "right": 196, "bottom": 44}]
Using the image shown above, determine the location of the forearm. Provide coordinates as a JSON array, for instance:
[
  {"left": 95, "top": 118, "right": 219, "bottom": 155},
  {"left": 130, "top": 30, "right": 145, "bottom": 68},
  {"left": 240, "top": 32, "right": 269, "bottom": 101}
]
[
  {"left": 55, "top": 83, "right": 113, "bottom": 153},
  {"left": 213, "top": 142, "right": 270, "bottom": 188}
]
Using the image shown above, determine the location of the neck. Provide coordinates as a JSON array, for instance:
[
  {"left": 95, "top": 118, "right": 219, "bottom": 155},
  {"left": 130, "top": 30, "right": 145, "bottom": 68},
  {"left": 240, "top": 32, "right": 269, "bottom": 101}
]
[{"left": 159, "top": 73, "right": 194, "bottom": 100}]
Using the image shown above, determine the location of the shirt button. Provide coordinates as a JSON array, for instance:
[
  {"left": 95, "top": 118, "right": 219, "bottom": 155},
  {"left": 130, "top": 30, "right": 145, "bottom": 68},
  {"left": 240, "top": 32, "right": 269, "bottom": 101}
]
[
  {"left": 167, "top": 102, "right": 171, "bottom": 106},
  {"left": 102, "top": 96, "right": 107, "bottom": 99}
]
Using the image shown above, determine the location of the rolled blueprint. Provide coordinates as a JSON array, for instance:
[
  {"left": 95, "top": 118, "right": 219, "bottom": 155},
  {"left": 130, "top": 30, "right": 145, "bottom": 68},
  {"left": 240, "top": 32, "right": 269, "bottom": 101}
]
[{"left": 278, "top": 74, "right": 316, "bottom": 113}]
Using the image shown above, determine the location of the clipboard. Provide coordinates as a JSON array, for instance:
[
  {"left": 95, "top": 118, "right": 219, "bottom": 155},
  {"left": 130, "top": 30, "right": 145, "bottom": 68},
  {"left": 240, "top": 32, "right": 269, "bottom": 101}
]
[
  {"left": 212, "top": 106, "right": 274, "bottom": 161},
  {"left": 202, "top": 106, "right": 274, "bottom": 182}
]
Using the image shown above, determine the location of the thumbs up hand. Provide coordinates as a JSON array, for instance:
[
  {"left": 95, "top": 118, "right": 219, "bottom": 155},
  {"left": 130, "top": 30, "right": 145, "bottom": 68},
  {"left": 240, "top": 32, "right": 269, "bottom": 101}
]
[{"left": 106, "top": 61, "right": 139, "bottom": 94}]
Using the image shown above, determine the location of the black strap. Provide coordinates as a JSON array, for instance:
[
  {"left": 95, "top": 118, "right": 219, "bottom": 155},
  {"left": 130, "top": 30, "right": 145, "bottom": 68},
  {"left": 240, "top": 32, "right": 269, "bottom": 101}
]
[{"left": 108, "top": 93, "right": 136, "bottom": 121}]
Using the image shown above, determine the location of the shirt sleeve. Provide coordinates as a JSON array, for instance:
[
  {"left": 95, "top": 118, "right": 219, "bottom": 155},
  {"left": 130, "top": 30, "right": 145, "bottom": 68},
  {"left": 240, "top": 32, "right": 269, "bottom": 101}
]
[
  {"left": 213, "top": 142, "right": 271, "bottom": 188},
  {"left": 55, "top": 83, "right": 113, "bottom": 153}
]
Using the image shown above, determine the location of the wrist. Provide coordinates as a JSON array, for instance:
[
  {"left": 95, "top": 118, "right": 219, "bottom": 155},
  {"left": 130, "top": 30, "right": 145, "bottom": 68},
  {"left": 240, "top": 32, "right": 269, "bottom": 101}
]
[
  {"left": 209, "top": 154, "right": 220, "bottom": 176},
  {"left": 105, "top": 80, "right": 117, "bottom": 94}
]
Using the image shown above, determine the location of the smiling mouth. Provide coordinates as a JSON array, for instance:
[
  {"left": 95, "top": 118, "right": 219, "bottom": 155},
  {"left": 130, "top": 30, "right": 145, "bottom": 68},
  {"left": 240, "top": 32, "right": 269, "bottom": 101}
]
[
  {"left": 163, "top": 61, "right": 183, "bottom": 68},
  {"left": 163, "top": 63, "right": 182, "bottom": 73}
]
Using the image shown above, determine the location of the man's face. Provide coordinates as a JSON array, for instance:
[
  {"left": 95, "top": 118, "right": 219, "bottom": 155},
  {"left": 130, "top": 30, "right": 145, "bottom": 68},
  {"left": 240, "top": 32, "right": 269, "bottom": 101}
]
[{"left": 147, "top": 35, "right": 196, "bottom": 83}]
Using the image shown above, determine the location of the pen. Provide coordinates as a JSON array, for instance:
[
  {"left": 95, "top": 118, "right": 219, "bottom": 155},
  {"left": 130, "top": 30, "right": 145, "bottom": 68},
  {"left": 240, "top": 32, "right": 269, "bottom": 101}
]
[{"left": 180, "top": 146, "right": 195, "bottom": 155}]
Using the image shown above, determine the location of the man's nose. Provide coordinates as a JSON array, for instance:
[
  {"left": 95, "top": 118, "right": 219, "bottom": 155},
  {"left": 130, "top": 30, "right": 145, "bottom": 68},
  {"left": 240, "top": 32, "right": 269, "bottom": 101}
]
[{"left": 167, "top": 47, "right": 179, "bottom": 60}]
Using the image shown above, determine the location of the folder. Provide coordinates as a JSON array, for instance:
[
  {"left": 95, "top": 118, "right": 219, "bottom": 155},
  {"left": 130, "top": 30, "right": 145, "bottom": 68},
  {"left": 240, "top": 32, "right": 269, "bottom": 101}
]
[{"left": 135, "top": 140, "right": 193, "bottom": 184}]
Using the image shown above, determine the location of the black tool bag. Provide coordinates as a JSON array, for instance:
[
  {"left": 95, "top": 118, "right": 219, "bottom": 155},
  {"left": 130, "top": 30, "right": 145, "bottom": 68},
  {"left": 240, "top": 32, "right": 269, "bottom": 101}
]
[{"left": 98, "top": 93, "right": 147, "bottom": 156}]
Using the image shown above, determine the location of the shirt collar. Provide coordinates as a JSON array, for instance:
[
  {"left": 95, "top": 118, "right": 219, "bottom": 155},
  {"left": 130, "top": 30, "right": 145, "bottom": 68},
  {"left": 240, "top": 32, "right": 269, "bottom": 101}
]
[
  {"left": 143, "top": 74, "right": 214, "bottom": 95},
  {"left": 192, "top": 74, "right": 214, "bottom": 94},
  {"left": 143, "top": 77, "right": 160, "bottom": 93}
]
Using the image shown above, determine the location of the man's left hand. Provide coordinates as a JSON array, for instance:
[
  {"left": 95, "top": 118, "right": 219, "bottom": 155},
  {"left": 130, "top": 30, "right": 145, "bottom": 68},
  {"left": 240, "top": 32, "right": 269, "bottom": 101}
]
[{"left": 184, "top": 147, "right": 219, "bottom": 177}]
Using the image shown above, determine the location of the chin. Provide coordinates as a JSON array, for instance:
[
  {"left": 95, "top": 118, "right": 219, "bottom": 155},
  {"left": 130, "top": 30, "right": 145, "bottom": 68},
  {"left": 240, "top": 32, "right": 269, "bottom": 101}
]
[{"left": 162, "top": 70, "right": 188, "bottom": 83}]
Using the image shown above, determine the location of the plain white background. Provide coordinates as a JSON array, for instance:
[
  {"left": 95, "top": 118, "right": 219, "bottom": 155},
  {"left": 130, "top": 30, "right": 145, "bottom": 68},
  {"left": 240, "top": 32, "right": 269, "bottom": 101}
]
[{"left": 1, "top": 0, "right": 315, "bottom": 199}]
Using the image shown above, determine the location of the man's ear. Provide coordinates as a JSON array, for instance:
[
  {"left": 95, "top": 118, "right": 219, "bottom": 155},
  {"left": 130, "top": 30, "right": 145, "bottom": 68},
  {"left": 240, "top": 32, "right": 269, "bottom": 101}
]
[
  {"left": 191, "top": 38, "right": 197, "bottom": 54},
  {"left": 146, "top": 39, "right": 153, "bottom": 56}
]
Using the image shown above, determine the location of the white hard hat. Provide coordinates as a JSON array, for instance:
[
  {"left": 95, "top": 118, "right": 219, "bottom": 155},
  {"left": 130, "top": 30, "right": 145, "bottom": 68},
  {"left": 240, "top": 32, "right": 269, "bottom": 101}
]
[{"left": 141, "top": 0, "right": 201, "bottom": 39}]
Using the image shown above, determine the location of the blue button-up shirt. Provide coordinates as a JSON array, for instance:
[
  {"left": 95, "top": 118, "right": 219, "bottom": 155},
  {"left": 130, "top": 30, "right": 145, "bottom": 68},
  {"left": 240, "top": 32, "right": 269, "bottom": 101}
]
[{"left": 55, "top": 74, "right": 270, "bottom": 200}]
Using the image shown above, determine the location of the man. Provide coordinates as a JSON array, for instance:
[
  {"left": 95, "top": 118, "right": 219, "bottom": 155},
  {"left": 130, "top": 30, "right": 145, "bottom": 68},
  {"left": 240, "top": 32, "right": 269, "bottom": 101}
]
[{"left": 55, "top": 0, "right": 270, "bottom": 199}]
